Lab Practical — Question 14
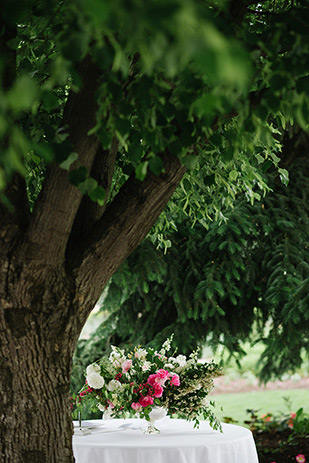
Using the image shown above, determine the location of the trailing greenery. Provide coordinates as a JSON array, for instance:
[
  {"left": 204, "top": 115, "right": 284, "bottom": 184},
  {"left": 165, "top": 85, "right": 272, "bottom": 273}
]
[{"left": 71, "top": 146, "right": 309, "bottom": 390}]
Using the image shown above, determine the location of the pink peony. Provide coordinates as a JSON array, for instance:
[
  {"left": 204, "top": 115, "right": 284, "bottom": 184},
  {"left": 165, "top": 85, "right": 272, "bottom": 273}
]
[
  {"left": 296, "top": 455, "right": 306, "bottom": 463},
  {"left": 131, "top": 402, "right": 142, "bottom": 411},
  {"left": 153, "top": 384, "right": 164, "bottom": 398},
  {"left": 121, "top": 359, "right": 132, "bottom": 373},
  {"left": 170, "top": 374, "right": 180, "bottom": 386},
  {"left": 139, "top": 395, "right": 154, "bottom": 407}
]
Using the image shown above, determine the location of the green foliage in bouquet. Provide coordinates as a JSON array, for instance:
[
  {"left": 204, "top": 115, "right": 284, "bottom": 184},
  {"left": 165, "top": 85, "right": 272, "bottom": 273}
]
[{"left": 76, "top": 337, "right": 223, "bottom": 430}]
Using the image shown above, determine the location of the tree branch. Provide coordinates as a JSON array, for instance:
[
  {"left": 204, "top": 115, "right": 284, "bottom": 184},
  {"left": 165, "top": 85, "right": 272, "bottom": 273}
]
[
  {"left": 65, "top": 135, "right": 119, "bottom": 257},
  {"left": 24, "top": 57, "right": 103, "bottom": 267},
  {"left": 72, "top": 152, "right": 187, "bottom": 315}
]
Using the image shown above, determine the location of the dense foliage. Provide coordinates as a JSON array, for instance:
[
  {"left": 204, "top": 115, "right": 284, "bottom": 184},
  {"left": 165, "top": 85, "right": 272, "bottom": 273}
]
[
  {"left": 72, "top": 138, "right": 309, "bottom": 387},
  {"left": 1, "top": 0, "right": 309, "bottom": 242}
]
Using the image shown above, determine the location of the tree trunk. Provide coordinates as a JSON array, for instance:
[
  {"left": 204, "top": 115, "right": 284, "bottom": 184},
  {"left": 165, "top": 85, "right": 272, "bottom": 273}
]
[
  {"left": 0, "top": 265, "right": 80, "bottom": 463},
  {"left": 0, "top": 342, "right": 73, "bottom": 463}
]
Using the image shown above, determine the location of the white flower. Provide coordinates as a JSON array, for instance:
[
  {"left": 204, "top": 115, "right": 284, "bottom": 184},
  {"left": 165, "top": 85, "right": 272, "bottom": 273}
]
[
  {"left": 87, "top": 372, "right": 105, "bottom": 389},
  {"left": 142, "top": 361, "right": 152, "bottom": 371},
  {"left": 106, "top": 379, "right": 123, "bottom": 392},
  {"left": 135, "top": 348, "right": 147, "bottom": 361},
  {"left": 176, "top": 355, "right": 187, "bottom": 367},
  {"left": 98, "top": 403, "right": 105, "bottom": 412},
  {"left": 163, "top": 363, "right": 174, "bottom": 370},
  {"left": 86, "top": 363, "right": 101, "bottom": 376}
]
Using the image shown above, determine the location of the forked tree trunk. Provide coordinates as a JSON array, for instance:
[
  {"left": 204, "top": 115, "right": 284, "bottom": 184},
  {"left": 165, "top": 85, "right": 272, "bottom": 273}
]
[{"left": 0, "top": 46, "right": 187, "bottom": 460}]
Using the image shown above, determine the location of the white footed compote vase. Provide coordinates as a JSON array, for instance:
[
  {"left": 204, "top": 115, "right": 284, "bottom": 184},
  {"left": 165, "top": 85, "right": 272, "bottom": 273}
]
[{"left": 143, "top": 407, "right": 167, "bottom": 434}]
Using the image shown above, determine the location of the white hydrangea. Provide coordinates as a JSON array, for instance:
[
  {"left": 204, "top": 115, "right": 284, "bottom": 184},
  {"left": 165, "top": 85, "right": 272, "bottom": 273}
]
[
  {"left": 106, "top": 379, "right": 123, "bottom": 392},
  {"left": 86, "top": 372, "right": 105, "bottom": 389},
  {"left": 86, "top": 363, "right": 101, "bottom": 376}
]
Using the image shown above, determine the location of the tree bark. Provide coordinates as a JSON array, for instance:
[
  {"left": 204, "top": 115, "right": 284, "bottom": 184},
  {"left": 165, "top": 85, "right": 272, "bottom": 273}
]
[{"left": 0, "top": 276, "right": 78, "bottom": 463}]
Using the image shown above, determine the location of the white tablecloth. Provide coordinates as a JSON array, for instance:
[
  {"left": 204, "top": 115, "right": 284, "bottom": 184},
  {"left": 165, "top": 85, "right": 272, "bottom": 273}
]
[{"left": 73, "top": 418, "right": 259, "bottom": 463}]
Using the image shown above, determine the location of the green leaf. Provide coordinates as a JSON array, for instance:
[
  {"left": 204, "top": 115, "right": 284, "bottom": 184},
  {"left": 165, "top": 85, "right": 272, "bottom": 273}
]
[
  {"left": 68, "top": 167, "right": 88, "bottom": 186},
  {"left": 278, "top": 168, "right": 289, "bottom": 186},
  {"left": 89, "top": 186, "right": 106, "bottom": 205},
  {"left": 149, "top": 156, "right": 164, "bottom": 175},
  {"left": 8, "top": 76, "right": 39, "bottom": 111},
  {"left": 135, "top": 161, "right": 149, "bottom": 181},
  {"left": 181, "top": 155, "right": 198, "bottom": 169},
  {"left": 229, "top": 170, "right": 238, "bottom": 181},
  {"left": 60, "top": 153, "right": 78, "bottom": 170}
]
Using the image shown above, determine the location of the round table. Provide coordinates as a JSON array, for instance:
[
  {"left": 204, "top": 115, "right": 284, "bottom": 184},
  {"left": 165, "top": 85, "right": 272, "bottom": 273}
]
[{"left": 73, "top": 418, "right": 259, "bottom": 463}]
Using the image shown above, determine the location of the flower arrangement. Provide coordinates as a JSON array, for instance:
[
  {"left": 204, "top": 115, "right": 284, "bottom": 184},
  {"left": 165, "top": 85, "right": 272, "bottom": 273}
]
[{"left": 77, "top": 336, "right": 223, "bottom": 430}]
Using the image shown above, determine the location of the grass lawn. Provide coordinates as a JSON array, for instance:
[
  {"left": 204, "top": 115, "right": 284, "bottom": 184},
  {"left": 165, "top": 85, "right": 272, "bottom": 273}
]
[{"left": 209, "top": 388, "right": 309, "bottom": 426}]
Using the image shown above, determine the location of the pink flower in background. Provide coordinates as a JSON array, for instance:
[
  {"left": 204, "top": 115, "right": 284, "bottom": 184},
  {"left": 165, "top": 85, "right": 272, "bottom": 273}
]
[
  {"left": 296, "top": 454, "right": 306, "bottom": 463},
  {"left": 170, "top": 374, "right": 180, "bottom": 386},
  {"left": 131, "top": 402, "right": 142, "bottom": 411},
  {"left": 291, "top": 413, "right": 297, "bottom": 419},
  {"left": 121, "top": 359, "right": 132, "bottom": 373},
  {"left": 139, "top": 395, "right": 154, "bottom": 407},
  {"left": 153, "top": 384, "right": 164, "bottom": 398}
]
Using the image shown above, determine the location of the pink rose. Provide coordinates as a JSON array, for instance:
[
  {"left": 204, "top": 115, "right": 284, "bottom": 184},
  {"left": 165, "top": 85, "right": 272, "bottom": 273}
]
[
  {"left": 147, "top": 374, "right": 158, "bottom": 387},
  {"left": 156, "top": 369, "right": 170, "bottom": 379},
  {"left": 290, "top": 412, "right": 297, "bottom": 419},
  {"left": 296, "top": 455, "right": 306, "bottom": 463},
  {"left": 154, "top": 369, "right": 170, "bottom": 385},
  {"left": 153, "top": 384, "right": 164, "bottom": 398},
  {"left": 121, "top": 359, "right": 132, "bottom": 373},
  {"left": 170, "top": 374, "right": 180, "bottom": 386},
  {"left": 139, "top": 395, "right": 154, "bottom": 407},
  {"left": 131, "top": 402, "right": 142, "bottom": 411}
]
